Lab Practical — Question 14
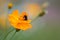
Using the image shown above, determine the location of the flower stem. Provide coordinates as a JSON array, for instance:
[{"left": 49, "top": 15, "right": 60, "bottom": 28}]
[
  {"left": 9, "top": 30, "right": 16, "bottom": 40},
  {"left": 3, "top": 28, "right": 14, "bottom": 40}
]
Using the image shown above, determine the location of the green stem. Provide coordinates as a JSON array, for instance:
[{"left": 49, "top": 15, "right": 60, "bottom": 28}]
[
  {"left": 3, "top": 29, "right": 14, "bottom": 40},
  {"left": 9, "top": 30, "right": 16, "bottom": 40}
]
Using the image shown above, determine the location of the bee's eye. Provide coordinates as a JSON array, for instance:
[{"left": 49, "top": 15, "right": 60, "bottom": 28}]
[{"left": 24, "top": 15, "right": 27, "bottom": 20}]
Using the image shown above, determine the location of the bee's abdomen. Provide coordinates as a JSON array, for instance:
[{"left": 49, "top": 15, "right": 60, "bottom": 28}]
[{"left": 24, "top": 15, "right": 27, "bottom": 20}]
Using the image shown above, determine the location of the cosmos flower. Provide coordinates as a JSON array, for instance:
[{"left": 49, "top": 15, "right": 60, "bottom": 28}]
[{"left": 8, "top": 10, "right": 32, "bottom": 31}]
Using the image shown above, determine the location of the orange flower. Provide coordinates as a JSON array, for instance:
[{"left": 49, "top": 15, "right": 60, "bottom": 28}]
[{"left": 8, "top": 10, "right": 32, "bottom": 31}]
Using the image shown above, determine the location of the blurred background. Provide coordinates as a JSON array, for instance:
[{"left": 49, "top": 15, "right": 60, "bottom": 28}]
[{"left": 0, "top": 0, "right": 60, "bottom": 40}]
